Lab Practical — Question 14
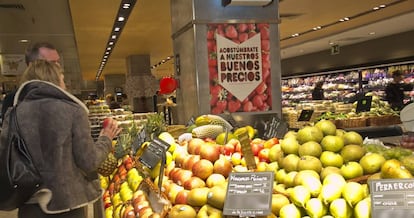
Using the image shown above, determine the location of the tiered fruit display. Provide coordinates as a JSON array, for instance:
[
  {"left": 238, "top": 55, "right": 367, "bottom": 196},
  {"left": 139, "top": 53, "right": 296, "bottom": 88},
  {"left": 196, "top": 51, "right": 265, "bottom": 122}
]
[{"left": 100, "top": 112, "right": 414, "bottom": 217}]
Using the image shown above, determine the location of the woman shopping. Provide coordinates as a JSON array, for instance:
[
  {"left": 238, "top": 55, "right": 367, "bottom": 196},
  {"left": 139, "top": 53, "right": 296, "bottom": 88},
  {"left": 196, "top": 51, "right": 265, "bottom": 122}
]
[{"left": 0, "top": 60, "right": 122, "bottom": 218}]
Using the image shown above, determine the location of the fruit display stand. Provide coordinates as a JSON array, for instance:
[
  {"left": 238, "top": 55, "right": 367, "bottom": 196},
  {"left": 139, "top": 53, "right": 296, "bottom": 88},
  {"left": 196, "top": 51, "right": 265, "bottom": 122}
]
[{"left": 98, "top": 112, "right": 414, "bottom": 217}]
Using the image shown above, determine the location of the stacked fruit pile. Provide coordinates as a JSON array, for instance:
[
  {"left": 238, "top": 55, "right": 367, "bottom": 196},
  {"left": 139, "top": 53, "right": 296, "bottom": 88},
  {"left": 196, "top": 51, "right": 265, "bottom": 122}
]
[{"left": 101, "top": 114, "right": 414, "bottom": 217}]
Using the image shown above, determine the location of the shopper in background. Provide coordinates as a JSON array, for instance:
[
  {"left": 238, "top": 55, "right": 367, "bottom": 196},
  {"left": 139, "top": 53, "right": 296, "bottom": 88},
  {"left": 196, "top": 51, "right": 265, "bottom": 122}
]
[
  {"left": 0, "top": 60, "right": 122, "bottom": 218},
  {"left": 312, "top": 81, "right": 325, "bottom": 100},
  {"left": 105, "top": 93, "right": 121, "bottom": 109},
  {"left": 385, "top": 70, "right": 413, "bottom": 111},
  {"left": 1, "top": 42, "right": 61, "bottom": 124}
]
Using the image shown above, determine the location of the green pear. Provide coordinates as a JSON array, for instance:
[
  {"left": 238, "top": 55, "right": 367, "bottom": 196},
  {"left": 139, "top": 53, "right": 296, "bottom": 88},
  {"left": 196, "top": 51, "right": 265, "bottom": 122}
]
[
  {"left": 290, "top": 185, "right": 311, "bottom": 207},
  {"left": 322, "top": 173, "right": 346, "bottom": 188},
  {"left": 301, "top": 175, "right": 322, "bottom": 197},
  {"left": 279, "top": 203, "right": 302, "bottom": 218},
  {"left": 275, "top": 169, "right": 287, "bottom": 184},
  {"left": 329, "top": 198, "right": 353, "bottom": 218},
  {"left": 319, "top": 183, "right": 343, "bottom": 205},
  {"left": 305, "top": 198, "right": 328, "bottom": 218},
  {"left": 354, "top": 196, "right": 371, "bottom": 218},
  {"left": 342, "top": 182, "right": 365, "bottom": 207}
]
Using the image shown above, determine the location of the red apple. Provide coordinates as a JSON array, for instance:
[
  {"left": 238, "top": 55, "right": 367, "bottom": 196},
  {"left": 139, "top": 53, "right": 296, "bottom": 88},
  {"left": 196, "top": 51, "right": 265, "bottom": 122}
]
[
  {"left": 175, "top": 189, "right": 190, "bottom": 204},
  {"left": 184, "top": 176, "right": 206, "bottom": 189},
  {"left": 138, "top": 206, "right": 153, "bottom": 218},
  {"left": 258, "top": 148, "right": 270, "bottom": 163},
  {"left": 200, "top": 144, "right": 220, "bottom": 163},
  {"left": 122, "top": 205, "right": 135, "bottom": 218},
  {"left": 102, "top": 117, "right": 111, "bottom": 128},
  {"left": 250, "top": 141, "right": 264, "bottom": 156},
  {"left": 177, "top": 169, "right": 194, "bottom": 186},
  {"left": 213, "top": 156, "right": 233, "bottom": 178},
  {"left": 222, "top": 142, "right": 235, "bottom": 156},
  {"left": 192, "top": 159, "right": 214, "bottom": 180},
  {"left": 264, "top": 137, "right": 279, "bottom": 148},
  {"left": 167, "top": 183, "right": 185, "bottom": 203},
  {"left": 183, "top": 155, "right": 201, "bottom": 171},
  {"left": 188, "top": 138, "right": 204, "bottom": 154}
]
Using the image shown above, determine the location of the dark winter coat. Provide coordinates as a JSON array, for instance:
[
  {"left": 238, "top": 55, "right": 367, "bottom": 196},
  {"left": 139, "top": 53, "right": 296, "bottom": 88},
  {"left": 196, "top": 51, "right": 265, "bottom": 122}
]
[{"left": 0, "top": 80, "right": 112, "bottom": 214}]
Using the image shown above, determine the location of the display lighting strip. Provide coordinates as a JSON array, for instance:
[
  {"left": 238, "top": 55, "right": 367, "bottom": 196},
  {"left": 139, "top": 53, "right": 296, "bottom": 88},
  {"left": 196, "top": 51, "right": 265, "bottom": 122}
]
[
  {"left": 95, "top": 0, "right": 137, "bottom": 81},
  {"left": 280, "top": 0, "right": 405, "bottom": 41},
  {"left": 150, "top": 55, "right": 175, "bottom": 70}
]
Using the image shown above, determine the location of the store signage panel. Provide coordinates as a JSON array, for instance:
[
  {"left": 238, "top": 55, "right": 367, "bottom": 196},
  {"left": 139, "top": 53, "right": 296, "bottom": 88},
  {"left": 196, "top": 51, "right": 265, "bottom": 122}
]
[
  {"left": 0, "top": 54, "right": 26, "bottom": 76},
  {"left": 356, "top": 96, "right": 372, "bottom": 113},
  {"left": 369, "top": 179, "right": 414, "bottom": 218},
  {"left": 223, "top": 171, "right": 273, "bottom": 216},
  {"left": 138, "top": 137, "right": 170, "bottom": 169},
  {"left": 298, "top": 109, "right": 314, "bottom": 121},
  {"left": 207, "top": 23, "right": 272, "bottom": 114}
]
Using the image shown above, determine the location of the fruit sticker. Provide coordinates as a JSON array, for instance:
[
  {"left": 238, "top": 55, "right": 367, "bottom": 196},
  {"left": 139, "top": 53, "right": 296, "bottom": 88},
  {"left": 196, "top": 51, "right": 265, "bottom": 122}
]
[{"left": 208, "top": 23, "right": 272, "bottom": 114}]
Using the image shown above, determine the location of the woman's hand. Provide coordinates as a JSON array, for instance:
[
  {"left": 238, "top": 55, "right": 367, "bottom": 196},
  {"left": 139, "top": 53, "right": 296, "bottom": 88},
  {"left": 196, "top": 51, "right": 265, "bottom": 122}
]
[{"left": 99, "top": 117, "right": 122, "bottom": 140}]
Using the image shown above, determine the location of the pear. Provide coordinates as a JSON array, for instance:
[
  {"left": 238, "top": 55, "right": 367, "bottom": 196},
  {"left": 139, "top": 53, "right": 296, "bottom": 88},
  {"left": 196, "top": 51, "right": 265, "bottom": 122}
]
[
  {"left": 342, "top": 182, "right": 365, "bottom": 207},
  {"left": 319, "top": 183, "right": 343, "bottom": 205},
  {"left": 354, "top": 196, "right": 371, "bottom": 218},
  {"left": 361, "top": 183, "right": 369, "bottom": 199},
  {"left": 301, "top": 175, "right": 322, "bottom": 197},
  {"left": 329, "top": 198, "right": 353, "bottom": 218},
  {"left": 322, "top": 173, "right": 346, "bottom": 188},
  {"left": 279, "top": 203, "right": 302, "bottom": 218},
  {"left": 305, "top": 198, "right": 328, "bottom": 218},
  {"left": 290, "top": 185, "right": 311, "bottom": 207}
]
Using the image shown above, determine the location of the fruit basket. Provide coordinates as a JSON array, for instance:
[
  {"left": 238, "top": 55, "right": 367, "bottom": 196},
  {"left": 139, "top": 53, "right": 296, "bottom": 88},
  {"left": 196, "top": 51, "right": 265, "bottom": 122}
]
[
  {"left": 335, "top": 117, "right": 367, "bottom": 128},
  {"left": 368, "top": 115, "right": 401, "bottom": 126},
  {"left": 138, "top": 178, "right": 171, "bottom": 217}
]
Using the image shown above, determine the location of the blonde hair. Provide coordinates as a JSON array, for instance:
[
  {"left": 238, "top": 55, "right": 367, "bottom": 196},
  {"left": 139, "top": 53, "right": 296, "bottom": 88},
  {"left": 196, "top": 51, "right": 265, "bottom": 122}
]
[{"left": 20, "top": 59, "right": 63, "bottom": 86}]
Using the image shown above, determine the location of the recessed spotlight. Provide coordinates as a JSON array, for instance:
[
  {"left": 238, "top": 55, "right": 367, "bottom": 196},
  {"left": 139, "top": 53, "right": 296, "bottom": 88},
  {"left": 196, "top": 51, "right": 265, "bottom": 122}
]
[
  {"left": 339, "top": 17, "right": 350, "bottom": 22},
  {"left": 118, "top": 16, "right": 125, "bottom": 22},
  {"left": 123, "top": 3, "right": 130, "bottom": 9},
  {"left": 369, "top": 32, "right": 376, "bottom": 35},
  {"left": 111, "top": 35, "right": 116, "bottom": 39},
  {"left": 114, "top": 27, "right": 121, "bottom": 32},
  {"left": 379, "top": 4, "right": 386, "bottom": 8},
  {"left": 107, "top": 47, "right": 112, "bottom": 51},
  {"left": 19, "top": 39, "right": 29, "bottom": 43},
  {"left": 291, "top": 33, "right": 299, "bottom": 37},
  {"left": 312, "top": 26, "right": 322, "bottom": 31},
  {"left": 109, "top": 42, "right": 114, "bottom": 45},
  {"left": 329, "top": 41, "right": 334, "bottom": 45}
]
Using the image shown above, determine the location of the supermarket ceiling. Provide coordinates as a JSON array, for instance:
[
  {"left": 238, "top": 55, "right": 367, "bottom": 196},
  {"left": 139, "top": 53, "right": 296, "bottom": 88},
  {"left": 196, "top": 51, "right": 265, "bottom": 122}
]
[{"left": 1, "top": 0, "right": 414, "bottom": 81}]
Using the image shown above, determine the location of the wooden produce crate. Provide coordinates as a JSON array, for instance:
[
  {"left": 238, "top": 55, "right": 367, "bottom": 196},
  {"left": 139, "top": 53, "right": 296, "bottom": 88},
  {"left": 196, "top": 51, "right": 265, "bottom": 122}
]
[
  {"left": 335, "top": 117, "right": 367, "bottom": 129},
  {"left": 368, "top": 115, "right": 402, "bottom": 126}
]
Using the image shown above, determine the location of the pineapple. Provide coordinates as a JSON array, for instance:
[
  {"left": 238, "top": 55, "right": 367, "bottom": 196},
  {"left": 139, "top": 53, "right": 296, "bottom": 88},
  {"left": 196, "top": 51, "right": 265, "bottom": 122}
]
[{"left": 97, "top": 152, "right": 118, "bottom": 177}]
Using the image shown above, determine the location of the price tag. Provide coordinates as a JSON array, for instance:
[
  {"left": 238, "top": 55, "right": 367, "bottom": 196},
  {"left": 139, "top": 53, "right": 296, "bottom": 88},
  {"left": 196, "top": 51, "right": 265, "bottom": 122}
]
[
  {"left": 262, "top": 116, "right": 288, "bottom": 140},
  {"left": 138, "top": 137, "right": 170, "bottom": 169},
  {"left": 130, "top": 128, "right": 147, "bottom": 154},
  {"left": 356, "top": 96, "right": 372, "bottom": 113},
  {"left": 298, "top": 109, "right": 314, "bottom": 122},
  {"left": 369, "top": 179, "right": 414, "bottom": 217},
  {"left": 235, "top": 128, "right": 256, "bottom": 170},
  {"left": 223, "top": 172, "right": 274, "bottom": 216},
  {"left": 186, "top": 116, "right": 195, "bottom": 127}
]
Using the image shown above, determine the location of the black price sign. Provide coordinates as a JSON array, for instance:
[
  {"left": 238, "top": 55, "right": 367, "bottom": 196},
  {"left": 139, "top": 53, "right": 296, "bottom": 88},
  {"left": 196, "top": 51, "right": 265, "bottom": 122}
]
[
  {"left": 223, "top": 172, "right": 274, "bottom": 217},
  {"left": 298, "top": 109, "right": 314, "bottom": 121},
  {"left": 369, "top": 179, "right": 414, "bottom": 217},
  {"left": 131, "top": 128, "right": 147, "bottom": 154},
  {"left": 356, "top": 96, "right": 372, "bottom": 113},
  {"left": 138, "top": 137, "right": 170, "bottom": 169}
]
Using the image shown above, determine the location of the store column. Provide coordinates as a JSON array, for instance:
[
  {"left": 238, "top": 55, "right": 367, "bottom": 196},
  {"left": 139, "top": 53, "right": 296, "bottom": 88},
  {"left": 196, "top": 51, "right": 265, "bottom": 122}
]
[
  {"left": 125, "top": 54, "right": 158, "bottom": 113},
  {"left": 171, "top": 0, "right": 282, "bottom": 124}
]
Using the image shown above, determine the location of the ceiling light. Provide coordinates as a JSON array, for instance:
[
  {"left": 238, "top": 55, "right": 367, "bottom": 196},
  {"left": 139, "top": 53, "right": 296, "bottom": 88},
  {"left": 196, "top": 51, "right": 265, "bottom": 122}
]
[
  {"left": 114, "top": 27, "right": 121, "bottom": 32},
  {"left": 123, "top": 3, "right": 130, "bottom": 9},
  {"left": 109, "top": 42, "right": 114, "bottom": 45},
  {"left": 291, "top": 33, "right": 299, "bottom": 37},
  {"left": 369, "top": 32, "right": 376, "bottom": 35},
  {"left": 312, "top": 26, "right": 322, "bottom": 30},
  {"left": 339, "top": 17, "right": 349, "bottom": 22},
  {"left": 107, "top": 47, "right": 112, "bottom": 51},
  {"left": 379, "top": 4, "right": 386, "bottom": 8},
  {"left": 118, "top": 16, "right": 125, "bottom": 22},
  {"left": 19, "top": 39, "right": 29, "bottom": 43},
  {"left": 111, "top": 35, "right": 116, "bottom": 39}
]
